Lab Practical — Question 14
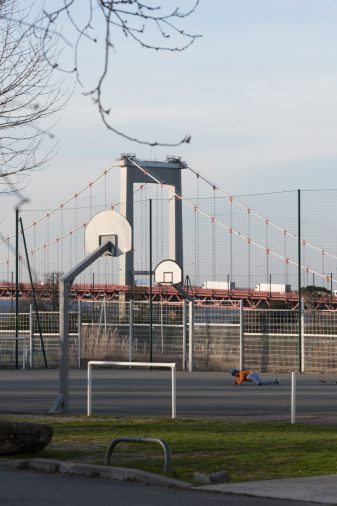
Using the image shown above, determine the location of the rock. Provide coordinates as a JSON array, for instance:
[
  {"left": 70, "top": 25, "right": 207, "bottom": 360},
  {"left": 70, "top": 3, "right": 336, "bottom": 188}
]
[
  {"left": 209, "top": 470, "right": 230, "bottom": 483},
  {"left": 0, "top": 421, "right": 53, "bottom": 455},
  {"left": 193, "top": 472, "right": 211, "bottom": 484}
]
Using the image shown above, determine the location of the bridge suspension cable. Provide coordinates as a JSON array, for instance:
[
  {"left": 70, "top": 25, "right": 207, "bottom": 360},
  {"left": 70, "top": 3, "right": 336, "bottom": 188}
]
[
  {"left": 0, "top": 167, "right": 148, "bottom": 267},
  {"left": 127, "top": 157, "right": 335, "bottom": 284},
  {"left": 184, "top": 163, "right": 337, "bottom": 264},
  {"left": 0, "top": 161, "right": 119, "bottom": 245}
]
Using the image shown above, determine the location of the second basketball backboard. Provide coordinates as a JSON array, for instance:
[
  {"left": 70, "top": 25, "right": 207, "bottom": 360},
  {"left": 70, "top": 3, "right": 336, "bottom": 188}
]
[{"left": 154, "top": 259, "right": 182, "bottom": 286}]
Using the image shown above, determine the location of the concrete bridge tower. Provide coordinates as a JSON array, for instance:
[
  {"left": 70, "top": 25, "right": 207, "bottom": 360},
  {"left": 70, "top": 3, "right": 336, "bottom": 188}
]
[{"left": 117, "top": 155, "right": 184, "bottom": 286}]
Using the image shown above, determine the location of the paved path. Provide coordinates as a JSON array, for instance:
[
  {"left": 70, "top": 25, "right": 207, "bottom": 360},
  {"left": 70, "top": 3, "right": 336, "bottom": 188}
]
[
  {"left": 0, "top": 468, "right": 330, "bottom": 506},
  {"left": 198, "top": 475, "right": 337, "bottom": 504},
  {"left": 1, "top": 369, "right": 337, "bottom": 423}
]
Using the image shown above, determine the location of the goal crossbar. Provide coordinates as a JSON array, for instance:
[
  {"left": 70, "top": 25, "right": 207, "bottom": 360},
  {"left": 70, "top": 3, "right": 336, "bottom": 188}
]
[{"left": 87, "top": 361, "right": 177, "bottom": 418}]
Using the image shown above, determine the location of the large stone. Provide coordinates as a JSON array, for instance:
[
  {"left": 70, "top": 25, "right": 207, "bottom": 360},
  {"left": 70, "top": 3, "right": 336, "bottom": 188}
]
[
  {"left": 193, "top": 472, "right": 211, "bottom": 484},
  {"left": 0, "top": 421, "right": 53, "bottom": 455},
  {"left": 209, "top": 470, "right": 231, "bottom": 483}
]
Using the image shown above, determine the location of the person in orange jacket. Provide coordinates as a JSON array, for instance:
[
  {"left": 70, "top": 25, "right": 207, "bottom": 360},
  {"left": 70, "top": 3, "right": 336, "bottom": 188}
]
[{"left": 230, "top": 368, "right": 280, "bottom": 386}]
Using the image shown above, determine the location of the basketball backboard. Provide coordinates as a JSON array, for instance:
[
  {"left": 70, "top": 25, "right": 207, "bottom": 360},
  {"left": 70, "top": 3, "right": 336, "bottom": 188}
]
[
  {"left": 154, "top": 259, "right": 182, "bottom": 286},
  {"left": 85, "top": 210, "right": 132, "bottom": 256}
]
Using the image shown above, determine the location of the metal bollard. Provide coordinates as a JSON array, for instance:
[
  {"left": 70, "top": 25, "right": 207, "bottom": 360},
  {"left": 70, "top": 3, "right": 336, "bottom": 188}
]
[{"left": 104, "top": 436, "right": 171, "bottom": 473}]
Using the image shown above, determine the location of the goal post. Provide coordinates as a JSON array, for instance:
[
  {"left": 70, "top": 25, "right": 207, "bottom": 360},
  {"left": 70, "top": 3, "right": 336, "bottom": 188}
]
[{"left": 87, "top": 361, "right": 177, "bottom": 418}]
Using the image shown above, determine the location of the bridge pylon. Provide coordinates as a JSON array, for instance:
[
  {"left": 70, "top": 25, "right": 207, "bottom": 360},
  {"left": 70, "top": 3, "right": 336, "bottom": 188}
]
[{"left": 117, "top": 155, "right": 185, "bottom": 286}]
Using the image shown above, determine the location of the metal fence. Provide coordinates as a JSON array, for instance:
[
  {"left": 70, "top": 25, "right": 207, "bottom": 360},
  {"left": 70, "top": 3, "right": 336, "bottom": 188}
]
[
  {"left": 0, "top": 308, "right": 79, "bottom": 368},
  {"left": 2, "top": 301, "right": 337, "bottom": 372}
]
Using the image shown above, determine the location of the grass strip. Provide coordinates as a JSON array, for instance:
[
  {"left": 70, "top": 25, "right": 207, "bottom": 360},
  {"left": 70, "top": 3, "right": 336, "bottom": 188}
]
[{"left": 1, "top": 414, "right": 337, "bottom": 483}]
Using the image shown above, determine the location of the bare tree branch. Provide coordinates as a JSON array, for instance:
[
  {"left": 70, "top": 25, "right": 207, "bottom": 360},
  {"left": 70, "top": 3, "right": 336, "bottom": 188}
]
[
  {"left": 0, "top": 0, "right": 66, "bottom": 190},
  {"left": 17, "top": 0, "right": 201, "bottom": 146}
]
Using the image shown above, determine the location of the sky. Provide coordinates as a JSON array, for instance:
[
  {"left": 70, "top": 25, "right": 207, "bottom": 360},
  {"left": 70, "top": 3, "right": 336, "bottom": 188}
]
[{"left": 4, "top": 0, "right": 337, "bottom": 212}]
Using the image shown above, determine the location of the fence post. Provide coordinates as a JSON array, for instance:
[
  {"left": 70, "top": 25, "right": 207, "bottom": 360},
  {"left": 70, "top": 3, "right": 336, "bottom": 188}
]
[
  {"left": 182, "top": 300, "right": 187, "bottom": 370},
  {"left": 291, "top": 372, "right": 296, "bottom": 424},
  {"left": 22, "top": 338, "right": 25, "bottom": 370},
  {"left": 160, "top": 301, "right": 164, "bottom": 355},
  {"left": 129, "top": 300, "right": 133, "bottom": 362},
  {"left": 59, "top": 278, "right": 70, "bottom": 412},
  {"left": 301, "top": 298, "right": 305, "bottom": 373},
  {"left": 29, "top": 304, "right": 33, "bottom": 368},
  {"left": 188, "top": 299, "right": 194, "bottom": 372},
  {"left": 172, "top": 364, "right": 176, "bottom": 419},
  {"left": 297, "top": 188, "right": 302, "bottom": 374},
  {"left": 77, "top": 300, "right": 81, "bottom": 369},
  {"left": 239, "top": 299, "right": 244, "bottom": 370}
]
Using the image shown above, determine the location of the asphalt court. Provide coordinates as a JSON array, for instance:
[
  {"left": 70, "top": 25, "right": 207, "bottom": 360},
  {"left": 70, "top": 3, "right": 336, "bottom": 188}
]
[{"left": 1, "top": 369, "right": 337, "bottom": 424}]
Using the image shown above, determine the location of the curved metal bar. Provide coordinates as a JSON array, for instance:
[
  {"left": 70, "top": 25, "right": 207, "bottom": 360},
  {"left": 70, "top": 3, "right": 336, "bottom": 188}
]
[{"left": 104, "top": 436, "right": 171, "bottom": 473}]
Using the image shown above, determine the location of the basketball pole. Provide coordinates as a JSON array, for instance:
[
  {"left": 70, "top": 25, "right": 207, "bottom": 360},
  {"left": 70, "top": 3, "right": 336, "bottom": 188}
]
[
  {"left": 51, "top": 241, "right": 117, "bottom": 413},
  {"left": 50, "top": 209, "right": 132, "bottom": 413}
]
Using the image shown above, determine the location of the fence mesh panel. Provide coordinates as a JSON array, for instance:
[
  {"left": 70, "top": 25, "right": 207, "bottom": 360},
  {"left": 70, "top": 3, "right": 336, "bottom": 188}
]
[
  {"left": 1, "top": 302, "right": 337, "bottom": 372},
  {"left": 244, "top": 310, "right": 299, "bottom": 335}
]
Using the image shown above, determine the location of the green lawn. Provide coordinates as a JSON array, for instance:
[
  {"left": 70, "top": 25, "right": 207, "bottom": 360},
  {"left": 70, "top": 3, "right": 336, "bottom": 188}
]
[{"left": 2, "top": 414, "right": 337, "bottom": 483}]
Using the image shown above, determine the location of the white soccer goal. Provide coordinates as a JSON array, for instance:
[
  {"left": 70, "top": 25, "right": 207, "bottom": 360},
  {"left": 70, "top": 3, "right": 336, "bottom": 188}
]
[{"left": 87, "top": 361, "right": 177, "bottom": 418}]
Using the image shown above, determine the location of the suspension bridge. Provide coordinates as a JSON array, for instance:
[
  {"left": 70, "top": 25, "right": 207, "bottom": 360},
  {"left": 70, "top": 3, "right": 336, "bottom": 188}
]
[{"left": 1, "top": 154, "right": 336, "bottom": 310}]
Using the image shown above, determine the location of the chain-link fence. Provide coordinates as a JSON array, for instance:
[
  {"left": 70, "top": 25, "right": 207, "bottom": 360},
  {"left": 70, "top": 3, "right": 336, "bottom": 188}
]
[
  {"left": 1, "top": 187, "right": 337, "bottom": 293},
  {"left": 2, "top": 301, "right": 337, "bottom": 372}
]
